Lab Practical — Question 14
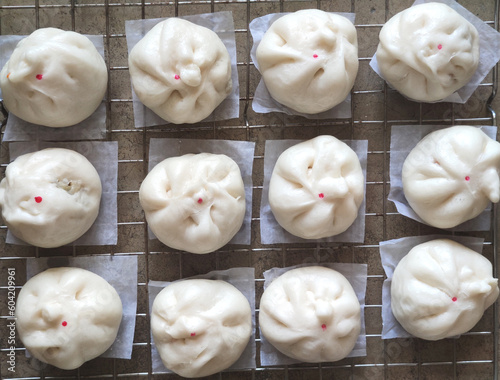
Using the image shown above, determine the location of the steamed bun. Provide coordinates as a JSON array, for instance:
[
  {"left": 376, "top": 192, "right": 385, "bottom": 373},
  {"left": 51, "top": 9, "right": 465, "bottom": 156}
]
[
  {"left": 139, "top": 153, "right": 245, "bottom": 254},
  {"left": 259, "top": 266, "right": 361, "bottom": 362},
  {"left": 391, "top": 239, "right": 498, "bottom": 340},
  {"left": 269, "top": 135, "right": 364, "bottom": 239},
  {"left": 128, "top": 18, "right": 232, "bottom": 124},
  {"left": 151, "top": 279, "right": 252, "bottom": 377},
  {"left": 256, "top": 10, "right": 358, "bottom": 114},
  {"left": 376, "top": 2, "right": 479, "bottom": 102},
  {"left": 0, "top": 148, "right": 102, "bottom": 248},
  {"left": 0, "top": 28, "right": 107, "bottom": 127},
  {"left": 402, "top": 126, "right": 500, "bottom": 228},
  {"left": 16, "top": 267, "right": 123, "bottom": 370}
]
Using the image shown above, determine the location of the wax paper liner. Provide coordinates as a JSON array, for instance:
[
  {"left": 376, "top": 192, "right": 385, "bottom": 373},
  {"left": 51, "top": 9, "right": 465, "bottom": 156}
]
[
  {"left": 260, "top": 263, "right": 367, "bottom": 366},
  {"left": 148, "top": 267, "right": 256, "bottom": 374},
  {"left": 0, "top": 34, "right": 107, "bottom": 141},
  {"left": 249, "top": 12, "right": 355, "bottom": 119},
  {"left": 125, "top": 12, "right": 239, "bottom": 128},
  {"left": 5, "top": 141, "right": 118, "bottom": 246},
  {"left": 380, "top": 234, "right": 485, "bottom": 339},
  {"left": 23, "top": 255, "right": 138, "bottom": 364},
  {"left": 388, "top": 125, "right": 497, "bottom": 231},
  {"left": 260, "top": 139, "right": 367, "bottom": 244},
  {"left": 146, "top": 138, "right": 255, "bottom": 247},
  {"left": 369, "top": 0, "right": 500, "bottom": 104}
]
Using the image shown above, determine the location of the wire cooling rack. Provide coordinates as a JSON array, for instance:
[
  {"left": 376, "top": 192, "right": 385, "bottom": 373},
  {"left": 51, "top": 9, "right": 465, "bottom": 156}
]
[{"left": 0, "top": 0, "right": 499, "bottom": 379}]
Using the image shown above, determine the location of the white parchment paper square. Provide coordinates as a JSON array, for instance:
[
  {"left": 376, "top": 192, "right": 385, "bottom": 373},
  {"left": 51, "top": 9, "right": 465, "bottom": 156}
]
[
  {"left": 125, "top": 12, "right": 239, "bottom": 128},
  {"left": 0, "top": 34, "right": 107, "bottom": 141},
  {"left": 249, "top": 12, "right": 355, "bottom": 119},
  {"left": 146, "top": 138, "right": 255, "bottom": 247},
  {"left": 369, "top": 0, "right": 500, "bottom": 104},
  {"left": 388, "top": 125, "right": 497, "bottom": 231},
  {"left": 260, "top": 139, "right": 367, "bottom": 244},
  {"left": 380, "top": 235, "right": 484, "bottom": 339},
  {"left": 260, "top": 263, "right": 367, "bottom": 366},
  {"left": 148, "top": 267, "right": 256, "bottom": 373},
  {"left": 6, "top": 141, "right": 118, "bottom": 246},
  {"left": 24, "top": 255, "right": 138, "bottom": 360}
]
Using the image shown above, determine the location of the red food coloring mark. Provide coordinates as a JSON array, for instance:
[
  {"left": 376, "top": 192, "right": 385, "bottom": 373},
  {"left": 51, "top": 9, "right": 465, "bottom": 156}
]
[
  {"left": 34, "top": 196, "right": 42, "bottom": 203},
  {"left": 197, "top": 198, "right": 203, "bottom": 204},
  {"left": 7, "top": 72, "right": 11, "bottom": 79},
  {"left": 318, "top": 193, "right": 324, "bottom": 199},
  {"left": 452, "top": 297, "right": 457, "bottom": 302},
  {"left": 438, "top": 44, "right": 443, "bottom": 50},
  {"left": 191, "top": 332, "right": 196, "bottom": 337},
  {"left": 465, "top": 176, "right": 470, "bottom": 181},
  {"left": 313, "top": 54, "right": 318, "bottom": 58},
  {"left": 174, "top": 74, "right": 180, "bottom": 80},
  {"left": 36, "top": 74, "right": 43, "bottom": 80},
  {"left": 62, "top": 321, "right": 67, "bottom": 327},
  {"left": 321, "top": 324, "right": 327, "bottom": 331}
]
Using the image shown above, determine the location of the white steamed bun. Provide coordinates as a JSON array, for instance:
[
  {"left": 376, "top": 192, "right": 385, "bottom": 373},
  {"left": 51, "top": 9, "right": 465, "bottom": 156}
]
[
  {"left": 16, "top": 267, "right": 123, "bottom": 370},
  {"left": 402, "top": 126, "right": 500, "bottom": 229},
  {"left": 0, "top": 28, "right": 107, "bottom": 127},
  {"left": 139, "top": 153, "right": 245, "bottom": 254},
  {"left": 128, "top": 18, "right": 232, "bottom": 124},
  {"left": 269, "top": 135, "right": 364, "bottom": 239},
  {"left": 151, "top": 279, "right": 252, "bottom": 377},
  {"left": 376, "top": 2, "right": 479, "bottom": 102},
  {"left": 259, "top": 266, "right": 361, "bottom": 362},
  {"left": 0, "top": 148, "right": 102, "bottom": 248},
  {"left": 256, "top": 9, "right": 358, "bottom": 114},
  {"left": 391, "top": 239, "right": 498, "bottom": 340}
]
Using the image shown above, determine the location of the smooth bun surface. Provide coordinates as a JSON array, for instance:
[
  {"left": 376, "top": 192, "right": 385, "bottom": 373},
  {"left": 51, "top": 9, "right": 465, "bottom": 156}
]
[
  {"left": 391, "top": 239, "right": 499, "bottom": 340},
  {"left": 129, "top": 18, "right": 232, "bottom": 124},
  {"left": 151, "top": 279, "right": 252, "bottom": 377},
  {"left": 16, "top": 267, "right": 123, "bottom": 370},
  {"left": 259, "top": 266, "right": 361, "bottom": 362},
  {"left": 376, "top": 2, "right": 479, "bottom": 102},
  {"left": 0, "top": 28, "right": 107, "bottom": 127},
  {"left": 139, "top": 153, "right": 245, "bottom": 253},
  {"left": 269, "top": 135, "right": 364, "bottom": 239},
  {"left": 402, "top": 126, "right": 500, "bottom": 228},
  {"left": 0, "top": 148, "right": 102, "bottom": 248},
  {"left": 256, "top": 9, "right": 358, "bottom": 114}
]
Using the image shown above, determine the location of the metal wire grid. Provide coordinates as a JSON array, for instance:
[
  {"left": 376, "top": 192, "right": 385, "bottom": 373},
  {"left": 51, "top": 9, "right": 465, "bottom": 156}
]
[{"left": 0, "top": 0, "right": 499, "bottom": 379}]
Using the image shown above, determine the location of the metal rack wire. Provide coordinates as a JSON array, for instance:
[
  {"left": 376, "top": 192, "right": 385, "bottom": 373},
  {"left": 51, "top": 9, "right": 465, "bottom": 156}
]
[{"left": 0, "top": 0, "right": 499, "bottom": 379}]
